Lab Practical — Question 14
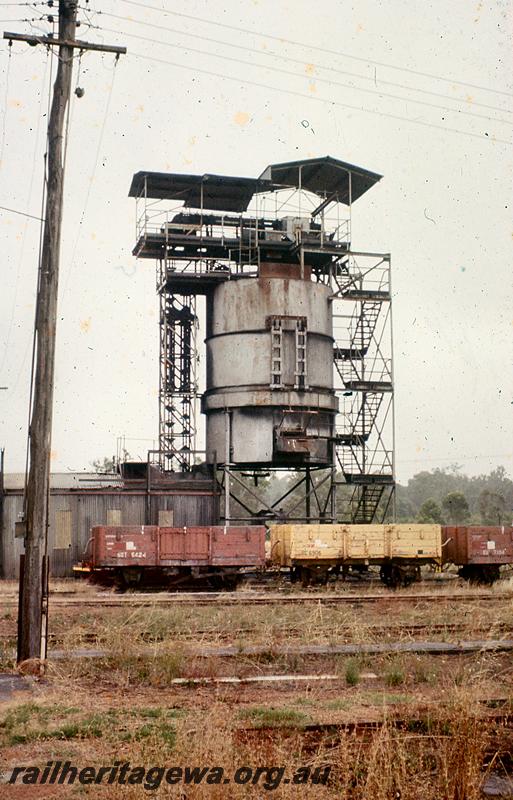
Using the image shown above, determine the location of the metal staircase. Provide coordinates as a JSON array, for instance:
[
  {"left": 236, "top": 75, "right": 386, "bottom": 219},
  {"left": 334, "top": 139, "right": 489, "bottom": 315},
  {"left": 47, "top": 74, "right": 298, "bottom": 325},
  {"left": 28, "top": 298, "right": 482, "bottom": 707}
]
[
  {"left": 334, "top": 300, "right": 382, "bottom": 385},
  {"left": 332, "top": 259, "right": 395, "bottom": 523},
  {"left": 335, "top": 392, "right": 383, "bottom": 447},
  {"left": 352, "top": 482, "right": 389, "bottom": 523}
]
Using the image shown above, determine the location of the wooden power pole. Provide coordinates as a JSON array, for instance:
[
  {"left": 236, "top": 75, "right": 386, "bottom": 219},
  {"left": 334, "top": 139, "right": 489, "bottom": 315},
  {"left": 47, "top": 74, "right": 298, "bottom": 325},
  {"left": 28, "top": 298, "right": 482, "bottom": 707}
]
[{"left": 4, "top": 2, "right": 126, "bottom": 666}]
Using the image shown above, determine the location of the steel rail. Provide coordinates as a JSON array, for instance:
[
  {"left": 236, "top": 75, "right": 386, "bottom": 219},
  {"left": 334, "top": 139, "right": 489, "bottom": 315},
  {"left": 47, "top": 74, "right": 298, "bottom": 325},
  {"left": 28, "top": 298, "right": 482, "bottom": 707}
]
[{"left": 1, "top": 591, "right": 512, "bottom": 608}]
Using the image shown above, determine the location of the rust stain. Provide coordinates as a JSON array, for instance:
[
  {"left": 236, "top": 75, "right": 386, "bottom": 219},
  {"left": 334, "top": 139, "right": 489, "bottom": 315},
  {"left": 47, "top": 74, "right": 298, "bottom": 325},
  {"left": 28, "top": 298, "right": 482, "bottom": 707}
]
[
  {"left": 8, "top": 99, "right": 22, "bottom": 109},
  {"left": 80, "top": 318, "right": 92, "bottom": 333},
  {"left": 233, "top": 111, "right": 250, "bottom": 126},
  {"left": 305, "top": 63, "right": 315, "bottom": 75},
  {"left": 308, "top": 81, "right": 317, "bottom": 94}
]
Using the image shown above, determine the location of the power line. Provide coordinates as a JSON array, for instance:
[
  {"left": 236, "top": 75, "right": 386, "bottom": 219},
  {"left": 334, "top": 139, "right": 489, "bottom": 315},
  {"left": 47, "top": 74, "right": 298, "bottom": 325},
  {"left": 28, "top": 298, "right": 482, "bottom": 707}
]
[
  {"left": 129, "top": 49, "right": 512, "bottom": 146},
  {"left": 0, "top": 42, "right": 11, "bottom": 168},
  {"left": 119, "top": 0, "right": 513, "bottom": 99},
  {"left": 4, "top": 14, "right": 55, "bottom": 402},
  {"left": 100, "top": 23, "right": 513, "bottom": 129},
  {"left": 98, "top": 10, "right": 512, "bottom": 118},
  {"left": 0, "top": 46, "right": 49, "bottom": 381},
  {"left": 0, "top": 204, "right": 44, "bottom": 220},
  {"left": 62, "top": 56, "right": 119, "bottom": 298}
]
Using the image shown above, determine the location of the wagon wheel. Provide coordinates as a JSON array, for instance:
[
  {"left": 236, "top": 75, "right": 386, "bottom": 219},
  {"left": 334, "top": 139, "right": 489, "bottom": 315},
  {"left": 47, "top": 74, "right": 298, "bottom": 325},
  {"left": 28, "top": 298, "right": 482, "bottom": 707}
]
[
  {"left": 380, "top": 563, "right": 402, "bottom": 590},
  {"left": 222, "top": 574, "right": 240, "bottom": 591},
  {"left": 476, "top": 565, "right": 501, "bottom": 585},
  {"left": 380, "top": 564, "right": 394, "bottom": 588},
  {"left": 113, "top": 570, "right": 127, "bottom": 593},
  {"left": 300, "top": 567, "right": 312, "bottom": 588},
  {"left": 290, "top": 566, "right": 301, "bottom": 584}
]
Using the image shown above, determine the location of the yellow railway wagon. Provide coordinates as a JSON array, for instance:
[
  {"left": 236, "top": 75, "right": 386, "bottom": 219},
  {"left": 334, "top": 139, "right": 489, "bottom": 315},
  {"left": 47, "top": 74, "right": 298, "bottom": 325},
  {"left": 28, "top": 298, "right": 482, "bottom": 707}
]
[
  {"left": 269, "top": 523, "right": 442, "bottom": 587},
  {"left": 344, "top": 524, "right": 442, "bottom": 562},
  {"left": 270, "top": 524, "right": 344, "bottom": 566}
]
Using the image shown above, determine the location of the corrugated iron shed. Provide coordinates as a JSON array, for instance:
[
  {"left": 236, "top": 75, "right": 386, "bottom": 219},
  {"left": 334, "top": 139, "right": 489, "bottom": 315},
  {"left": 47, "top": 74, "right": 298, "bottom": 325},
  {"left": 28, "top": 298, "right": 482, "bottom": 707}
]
[{"left": 0, "top": 471, "right": 219, "bottom": 578}]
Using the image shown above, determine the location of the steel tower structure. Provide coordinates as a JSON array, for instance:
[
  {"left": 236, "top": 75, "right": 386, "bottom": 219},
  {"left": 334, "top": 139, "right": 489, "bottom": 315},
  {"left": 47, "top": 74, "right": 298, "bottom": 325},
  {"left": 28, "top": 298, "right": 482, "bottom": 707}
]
[{"left": 129, "top": 156, "right": 394, "bottom": 523}]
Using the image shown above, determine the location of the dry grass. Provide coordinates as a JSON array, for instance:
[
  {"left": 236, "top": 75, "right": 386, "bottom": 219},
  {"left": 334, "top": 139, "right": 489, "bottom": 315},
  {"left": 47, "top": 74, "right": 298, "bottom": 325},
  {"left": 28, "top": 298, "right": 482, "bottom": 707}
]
[
  {"left": 1, "top": 689, "right": 509, "bottom": 798},
  {"left": 1, "top": 577, "right": 512, "bottom": 797},
  {"left": 16, "top": 590, "right": 512, "bottom": 654}
]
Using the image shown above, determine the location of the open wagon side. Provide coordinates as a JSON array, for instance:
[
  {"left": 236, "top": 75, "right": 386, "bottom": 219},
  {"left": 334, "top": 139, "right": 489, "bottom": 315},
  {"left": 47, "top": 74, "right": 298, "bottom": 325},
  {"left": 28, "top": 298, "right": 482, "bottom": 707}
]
[{"left": 74, "top": 524, "right": 266, "bottom": 590}]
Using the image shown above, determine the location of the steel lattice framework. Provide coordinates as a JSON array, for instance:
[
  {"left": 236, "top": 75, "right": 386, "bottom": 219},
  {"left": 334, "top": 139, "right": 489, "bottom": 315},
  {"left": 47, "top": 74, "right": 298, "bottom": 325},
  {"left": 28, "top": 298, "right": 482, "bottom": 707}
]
[{"left": 158, "top": 260, "right": 199, "bottom": 472}]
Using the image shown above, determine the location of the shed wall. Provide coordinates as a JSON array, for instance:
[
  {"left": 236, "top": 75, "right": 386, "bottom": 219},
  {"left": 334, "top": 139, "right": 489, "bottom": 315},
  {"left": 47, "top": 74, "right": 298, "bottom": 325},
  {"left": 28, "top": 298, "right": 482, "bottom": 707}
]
[{"left": 0, "top": 489, "right": 218, "bottom": 578}]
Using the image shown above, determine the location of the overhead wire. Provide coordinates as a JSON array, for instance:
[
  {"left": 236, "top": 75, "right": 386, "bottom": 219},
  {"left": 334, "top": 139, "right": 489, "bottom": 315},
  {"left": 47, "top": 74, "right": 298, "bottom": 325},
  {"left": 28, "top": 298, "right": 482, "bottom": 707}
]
[
  {"left": 0, "top": 205, "right": 44, "bottom": 220},
  {"left": 62, "top": 54, "right": 119, "bottom": 298},
  {"left": 128, "top": 49, "right": 512, "bottom": 146},
  {"left": 118, "top": 0, "right": 513, "bottom": 99},
  {"left": 97, "top": 9, "right": 512, "bottom": 118},
  {"left": 98, "top": 22, "right": 513, "bottom": 129},
  {"left": 0, "top": 40, "right": 12, "bottom": 169},
  {"left": 0, "top": 44, "right": 49, "bottom": 379}
]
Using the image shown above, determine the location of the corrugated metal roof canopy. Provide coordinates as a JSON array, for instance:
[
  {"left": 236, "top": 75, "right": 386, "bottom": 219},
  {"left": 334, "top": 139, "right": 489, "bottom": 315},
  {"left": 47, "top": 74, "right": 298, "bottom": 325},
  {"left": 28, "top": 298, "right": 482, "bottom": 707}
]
[
  {"left": 129, "top": 156, "right": 382, "bottom": 211},
  {"left": 259, "top": 156, "right": 382, "bottom": 204},
  {"left": 128, "top": 171, "right": 277, "bottom": 212}
]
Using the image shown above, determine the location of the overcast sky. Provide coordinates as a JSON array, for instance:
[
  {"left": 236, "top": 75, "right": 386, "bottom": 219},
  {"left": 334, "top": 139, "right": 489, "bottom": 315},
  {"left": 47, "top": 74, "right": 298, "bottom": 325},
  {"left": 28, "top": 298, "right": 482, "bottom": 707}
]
[{"left": 0, "top": 0, "right": 511, "bottom": 483}]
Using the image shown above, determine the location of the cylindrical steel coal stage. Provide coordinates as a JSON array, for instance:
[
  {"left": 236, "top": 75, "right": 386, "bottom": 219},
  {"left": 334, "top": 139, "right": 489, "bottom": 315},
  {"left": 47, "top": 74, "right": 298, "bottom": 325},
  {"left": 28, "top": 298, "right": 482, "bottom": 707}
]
[{"left": 202, "top": 266, "right": 337, "bottom": 467}]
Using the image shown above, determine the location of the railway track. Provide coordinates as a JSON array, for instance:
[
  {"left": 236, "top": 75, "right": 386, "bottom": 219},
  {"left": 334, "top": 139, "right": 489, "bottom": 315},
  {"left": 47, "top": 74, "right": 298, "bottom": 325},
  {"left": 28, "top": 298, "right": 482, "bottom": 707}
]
[
  {"left": 1, "top": 621, "right": 511, "bottom": 645},
  {"left": 41, "top": 638, "right": 513, "bottom": 661},
  {"left": 1, "top": 590, "right": 512, "bottom": 609},
  {"left": 237, "top": 698, "right": 513, "bottom": 743},
  {"left": 239, "top": 708, "right": 513, "bottom": 737}
]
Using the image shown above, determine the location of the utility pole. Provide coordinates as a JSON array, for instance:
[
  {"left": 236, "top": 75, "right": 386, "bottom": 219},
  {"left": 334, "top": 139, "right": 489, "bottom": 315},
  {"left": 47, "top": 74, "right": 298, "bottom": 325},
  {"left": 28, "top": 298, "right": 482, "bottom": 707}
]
[{"left": 4, "top": 2, "right": 126, "bottom": 667}]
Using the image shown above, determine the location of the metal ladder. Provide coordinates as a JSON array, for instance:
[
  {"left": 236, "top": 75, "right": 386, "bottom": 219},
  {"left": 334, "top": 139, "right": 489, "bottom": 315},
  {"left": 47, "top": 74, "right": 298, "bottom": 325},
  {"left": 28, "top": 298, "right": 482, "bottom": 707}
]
[
  {"left": 294, "top": 318, "right": 308, "bottom": 389},
  {"left": 270, "top": 317, "right": 283, "bottom": 388}
]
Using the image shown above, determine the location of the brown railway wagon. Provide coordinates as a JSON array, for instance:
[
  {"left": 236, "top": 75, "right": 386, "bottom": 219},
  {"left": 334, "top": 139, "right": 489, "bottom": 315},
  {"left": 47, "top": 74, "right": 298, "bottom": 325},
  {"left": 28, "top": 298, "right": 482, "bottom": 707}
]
[
  {"left": 443, "top": 526, "right": 513, "bottom": 584},
  {"left": 78, "top": 525, "right": 266, "bottom": 589}
]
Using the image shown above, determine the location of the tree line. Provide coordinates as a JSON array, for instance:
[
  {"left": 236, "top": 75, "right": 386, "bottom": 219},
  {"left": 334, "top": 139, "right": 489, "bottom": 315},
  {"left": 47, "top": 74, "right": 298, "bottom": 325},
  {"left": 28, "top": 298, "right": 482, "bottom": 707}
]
[
  {"left": 395, "top": 465, "right": 511, "bottom": 525},
  {"left": 238, "top": 464, "right": 512, "bottom": 525}
]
